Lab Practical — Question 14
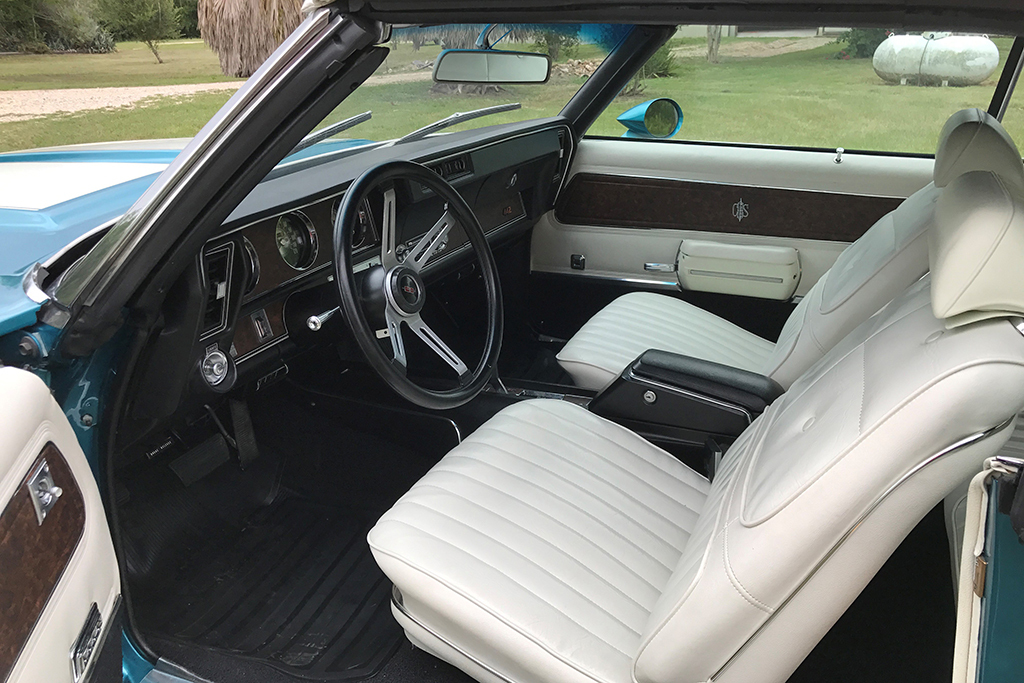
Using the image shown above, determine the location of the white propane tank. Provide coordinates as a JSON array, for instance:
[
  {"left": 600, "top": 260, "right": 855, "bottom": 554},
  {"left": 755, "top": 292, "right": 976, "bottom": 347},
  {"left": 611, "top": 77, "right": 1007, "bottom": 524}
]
[{"left": 873, "top": 33, "right": 999, "bottom": 86}]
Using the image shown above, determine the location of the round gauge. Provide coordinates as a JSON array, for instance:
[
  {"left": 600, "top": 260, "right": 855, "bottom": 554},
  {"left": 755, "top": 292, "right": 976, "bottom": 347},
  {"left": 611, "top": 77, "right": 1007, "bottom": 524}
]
[
  {"left": 332, "top": 197, "right": 369, "bottom": 250},
  {"left": 275, "top": 211, "right": 318, "bottom": 270}
]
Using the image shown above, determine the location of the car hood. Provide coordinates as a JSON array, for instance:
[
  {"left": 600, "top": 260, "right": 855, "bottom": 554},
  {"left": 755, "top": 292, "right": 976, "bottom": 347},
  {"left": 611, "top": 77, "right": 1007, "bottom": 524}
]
[{"left": 0, "top": 137, "right": 370, "bottom": 338}]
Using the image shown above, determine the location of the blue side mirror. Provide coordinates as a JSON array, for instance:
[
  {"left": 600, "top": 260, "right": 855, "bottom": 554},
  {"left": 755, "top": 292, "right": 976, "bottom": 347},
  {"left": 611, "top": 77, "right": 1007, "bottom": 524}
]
[{"left": 617, "top": 98, "right": 683, "bottom": 139}]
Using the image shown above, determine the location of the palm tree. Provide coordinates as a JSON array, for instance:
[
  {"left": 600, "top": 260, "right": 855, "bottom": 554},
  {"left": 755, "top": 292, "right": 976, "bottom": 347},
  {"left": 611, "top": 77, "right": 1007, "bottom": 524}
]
[{"left": 198, "top": 0, "right": 300, "bottom": 77}]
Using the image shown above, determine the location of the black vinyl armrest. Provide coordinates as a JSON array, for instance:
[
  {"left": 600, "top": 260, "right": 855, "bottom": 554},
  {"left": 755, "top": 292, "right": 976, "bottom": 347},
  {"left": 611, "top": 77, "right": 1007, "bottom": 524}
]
[{"left": 629, "top": 350, "right": 784, "bottom": 415}]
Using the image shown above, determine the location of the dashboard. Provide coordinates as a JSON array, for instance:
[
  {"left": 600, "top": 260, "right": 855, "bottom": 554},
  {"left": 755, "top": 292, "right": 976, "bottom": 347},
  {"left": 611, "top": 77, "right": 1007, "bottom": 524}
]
[{"left": 184, "top": 121, "right": 570, "bottom": 396}]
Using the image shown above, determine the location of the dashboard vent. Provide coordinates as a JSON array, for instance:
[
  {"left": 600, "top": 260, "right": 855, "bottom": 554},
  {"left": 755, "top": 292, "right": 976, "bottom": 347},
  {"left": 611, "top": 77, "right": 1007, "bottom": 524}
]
[
  {"left": 430, "top": 155, "right": 472, "bottom": 182},
  {"left": 201, "top": 244, "right": 233, "bottom": 339}
]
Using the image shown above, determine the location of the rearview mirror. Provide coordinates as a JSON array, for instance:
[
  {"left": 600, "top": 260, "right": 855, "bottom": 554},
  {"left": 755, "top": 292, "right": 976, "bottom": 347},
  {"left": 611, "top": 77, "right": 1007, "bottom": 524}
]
[
  {"left": 433, "top": 49, "right": 552, "bottom": 84},
  {"left": 617, "top": 98, "right": 683, "bottom": 139}
]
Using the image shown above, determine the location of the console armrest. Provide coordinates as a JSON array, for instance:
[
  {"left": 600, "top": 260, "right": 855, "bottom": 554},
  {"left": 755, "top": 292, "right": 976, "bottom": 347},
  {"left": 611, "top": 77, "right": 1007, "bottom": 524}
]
[
  {"left": 630, "top": 350, "right": 784, "bottom": 415},
  {"left": 589, "top": 350, "right": 784, "bottom": 444}
]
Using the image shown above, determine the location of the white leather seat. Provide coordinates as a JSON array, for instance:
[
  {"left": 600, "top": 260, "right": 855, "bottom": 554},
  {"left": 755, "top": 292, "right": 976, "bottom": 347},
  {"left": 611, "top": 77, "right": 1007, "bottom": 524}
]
[
  {"left": 557, "top": 108, "right": 1024, "bottom": 391},
  {"left": 369, "top": 169, "right": 1024, "bottom": 683}
]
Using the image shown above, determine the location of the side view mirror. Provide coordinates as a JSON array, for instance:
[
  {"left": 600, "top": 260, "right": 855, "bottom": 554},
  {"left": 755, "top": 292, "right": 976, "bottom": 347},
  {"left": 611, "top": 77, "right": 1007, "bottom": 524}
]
[
  {"left": 433, "top": 49, "right": 552, "bottom": 84},
  {"left": 617, "top": 98, "right": 683, "bottom": 139}
]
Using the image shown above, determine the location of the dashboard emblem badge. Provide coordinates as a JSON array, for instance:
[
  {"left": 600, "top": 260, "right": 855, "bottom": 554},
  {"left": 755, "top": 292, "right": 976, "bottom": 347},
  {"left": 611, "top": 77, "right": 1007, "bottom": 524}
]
[{"left": 732, "top": 198, "right": 749, "bottom": 222}]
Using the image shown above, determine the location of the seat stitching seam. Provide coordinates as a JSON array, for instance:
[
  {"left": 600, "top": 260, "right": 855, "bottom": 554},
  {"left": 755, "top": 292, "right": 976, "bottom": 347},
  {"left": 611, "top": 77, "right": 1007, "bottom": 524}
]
[
  {"left": 445, "top": 448, "right": 681, "bottom": 566},
  {"left": 404, "top": 491, "right": 656, "bottom": 613},
  {"left": 439, "top": 452, "right": 680, "bottom": 569},
  {"left": 496, "top": 409, "right": 709, "bottom": 501},
  {"left": 722, "top": 523, "right": 772, "bottom": 613},
  {"left": 369, "top": 534, "right": 636, "bottom": 674},
  {"left": 382, "top": 515, "right": 644, "bottom": 639},
  {"left": 423, "top": 470, "right": 668, "bottom": 592},
  {"left": 474, "top": 423, "right": 696, "bottom": 529}
]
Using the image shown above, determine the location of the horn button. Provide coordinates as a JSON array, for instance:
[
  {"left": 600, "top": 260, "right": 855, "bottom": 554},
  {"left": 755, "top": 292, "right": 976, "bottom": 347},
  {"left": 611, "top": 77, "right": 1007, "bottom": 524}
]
[{"left": 388, "top": 267, "right": 426, "bottom": 315}]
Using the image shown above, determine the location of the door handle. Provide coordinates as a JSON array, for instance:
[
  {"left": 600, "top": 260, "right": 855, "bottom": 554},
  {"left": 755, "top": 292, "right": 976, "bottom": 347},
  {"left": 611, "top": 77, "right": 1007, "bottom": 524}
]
[{"left": 26, "top": 459, "right": 62, "bottom": 525}]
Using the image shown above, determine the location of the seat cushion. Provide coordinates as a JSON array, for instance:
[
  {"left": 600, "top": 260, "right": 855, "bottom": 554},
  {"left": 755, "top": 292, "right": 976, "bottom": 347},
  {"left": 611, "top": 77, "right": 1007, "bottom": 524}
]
[
  {"left": 555, "top": 292, "right": 776, "bottom": 391},
  {"left": 368, "top": 399, "right": 710, "bottom": 683}
]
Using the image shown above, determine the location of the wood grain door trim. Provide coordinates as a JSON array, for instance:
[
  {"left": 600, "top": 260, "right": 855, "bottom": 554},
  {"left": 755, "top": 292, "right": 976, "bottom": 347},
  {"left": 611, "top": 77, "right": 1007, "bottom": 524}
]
[
  {"left": 555, "top": 173, "right": 903, "bottom": 243},
  {"left": 0, "top": 443, "right": 86, "bottom": 683}
]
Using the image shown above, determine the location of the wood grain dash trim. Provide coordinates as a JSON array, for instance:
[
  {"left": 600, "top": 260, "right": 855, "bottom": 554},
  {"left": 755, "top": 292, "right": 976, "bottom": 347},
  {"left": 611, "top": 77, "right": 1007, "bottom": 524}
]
[
  {"left": 0, "top": 443, "right": 86, "bottom": 683},
  {"left": 555, "top": 173, "right": 903, "bottom": 243}
]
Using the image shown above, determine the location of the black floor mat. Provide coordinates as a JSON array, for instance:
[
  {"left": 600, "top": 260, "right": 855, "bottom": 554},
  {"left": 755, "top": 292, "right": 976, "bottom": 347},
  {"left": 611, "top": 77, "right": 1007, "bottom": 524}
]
[{"left": 140, "top": 496, "right": 401, "bottom": 681}]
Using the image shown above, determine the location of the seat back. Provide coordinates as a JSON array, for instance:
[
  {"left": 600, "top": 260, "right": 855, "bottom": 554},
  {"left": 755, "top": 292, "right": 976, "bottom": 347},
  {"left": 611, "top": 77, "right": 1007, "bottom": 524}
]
[
  {"left": 634, "top": 171, "right": 1024, "bottom": 683},
  {"left": 763, "top": 108, "right": 1024, "bottom": 388}
]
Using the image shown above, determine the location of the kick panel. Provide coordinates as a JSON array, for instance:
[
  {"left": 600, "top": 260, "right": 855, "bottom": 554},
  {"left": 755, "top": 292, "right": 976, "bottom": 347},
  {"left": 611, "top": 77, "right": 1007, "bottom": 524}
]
[{"left": 555, "top": 173, "right": 903, "bottom": 242}]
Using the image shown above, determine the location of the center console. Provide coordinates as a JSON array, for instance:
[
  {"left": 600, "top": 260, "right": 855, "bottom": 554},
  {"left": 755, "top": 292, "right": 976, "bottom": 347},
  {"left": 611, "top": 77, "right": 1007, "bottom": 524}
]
[{"left": 588, "top": 349, "right": 784, "bottom": 453}]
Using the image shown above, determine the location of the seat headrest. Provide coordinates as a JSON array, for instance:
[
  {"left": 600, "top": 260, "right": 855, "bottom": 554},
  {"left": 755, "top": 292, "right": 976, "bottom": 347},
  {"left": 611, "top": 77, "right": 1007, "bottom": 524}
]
[
  {"left": 930, "top": 171, "right": 1024, "bottom": 328},
  {"left": 934, "top": 108, "right": 1024, "bottom": 192}
]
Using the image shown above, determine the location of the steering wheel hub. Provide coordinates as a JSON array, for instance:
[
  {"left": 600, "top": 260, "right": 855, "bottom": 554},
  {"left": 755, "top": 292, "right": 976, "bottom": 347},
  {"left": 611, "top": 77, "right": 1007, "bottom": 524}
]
[
  {"left": 388, "top": 267, "right": 426, "bottom": 315},
  {"left": 333, "top": 160, "right": 503, "bottom": 410}
]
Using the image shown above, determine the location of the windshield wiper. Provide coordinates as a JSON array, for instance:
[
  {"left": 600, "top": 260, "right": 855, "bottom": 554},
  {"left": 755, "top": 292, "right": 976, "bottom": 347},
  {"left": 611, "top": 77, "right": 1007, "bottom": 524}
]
[
  {"left": 396, "top": 103, "right": 522, "bottom": 144},
  {"left": 289, "top": 111, "right": 372, "bottom": 156}
]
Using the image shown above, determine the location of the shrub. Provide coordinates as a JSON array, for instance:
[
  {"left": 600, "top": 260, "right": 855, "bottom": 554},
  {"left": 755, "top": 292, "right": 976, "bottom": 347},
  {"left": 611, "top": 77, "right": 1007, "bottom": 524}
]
[
  {"left": 0, "top": 0, "right": 114, "bottom": 53},
  {"left": 837, "top": 28, "right": 890, "bottom": 59},
  {"left": 98, "top": 0, "right": 179, "bottom": 62},
  {"left": 644, "top": 43, "right": 676, "bottom": 78}
]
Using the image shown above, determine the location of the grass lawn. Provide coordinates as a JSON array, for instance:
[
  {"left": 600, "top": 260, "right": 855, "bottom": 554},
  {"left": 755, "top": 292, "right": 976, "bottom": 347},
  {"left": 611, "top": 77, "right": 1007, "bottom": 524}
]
[
  {"left": 0, "top": 40, "right": 239, "bottom": 90},
  {"left": 2, "top": 35, "right": 1023, "bottom": 155}
]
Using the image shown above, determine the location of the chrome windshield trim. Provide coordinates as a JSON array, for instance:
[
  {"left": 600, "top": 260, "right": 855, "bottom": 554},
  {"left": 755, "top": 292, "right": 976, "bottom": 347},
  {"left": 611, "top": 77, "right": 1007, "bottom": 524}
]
[{"left": 54, "top": 9, "right": 341, "bottom": 313}]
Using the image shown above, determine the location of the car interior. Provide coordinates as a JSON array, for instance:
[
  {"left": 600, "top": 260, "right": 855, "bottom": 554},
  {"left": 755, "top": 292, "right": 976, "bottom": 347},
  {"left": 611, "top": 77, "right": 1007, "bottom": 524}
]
[{"left": 90, "top": 20, "right": 1024, "bottom": 683}]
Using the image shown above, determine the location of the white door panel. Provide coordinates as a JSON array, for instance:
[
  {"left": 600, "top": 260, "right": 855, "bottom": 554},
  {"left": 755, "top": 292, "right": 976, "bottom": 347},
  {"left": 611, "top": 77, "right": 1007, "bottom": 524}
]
[
  {"left": 531, "top": 221, "right": 847, "bottom": 297},
  {"left": 532, "top": 139, "right": 934, "bottom": 295},
  {"left": 568, "top": 138, "right": 934, "bottom": 197},
  {"left": 0, "top": 367, "right": 119, "bottom": 683}
]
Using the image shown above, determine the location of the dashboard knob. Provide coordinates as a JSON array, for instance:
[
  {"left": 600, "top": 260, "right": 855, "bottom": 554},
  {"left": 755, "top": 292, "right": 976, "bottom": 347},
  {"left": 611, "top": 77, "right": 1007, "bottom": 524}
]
[{"left": 202, "top": 349, "right": 231, "bottom": 387}]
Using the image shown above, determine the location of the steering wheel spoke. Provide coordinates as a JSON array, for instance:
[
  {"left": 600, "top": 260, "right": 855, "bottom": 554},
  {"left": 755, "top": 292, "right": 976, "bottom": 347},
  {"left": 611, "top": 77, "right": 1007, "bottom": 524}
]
[
  {"left": 384, "top": 305, "right": 407, "bottom": 371},
  {"left": 380, "top": 186, "right": 399, "bottom": 270},
  {"left": 407, "top": 313, "right": 471, "bottom": 380},
  {"left": 334, "top": 160, "right": 502, "bottom": 410},
  {"left": 407, "top": 208, "right": 454, "bottom": 273}
]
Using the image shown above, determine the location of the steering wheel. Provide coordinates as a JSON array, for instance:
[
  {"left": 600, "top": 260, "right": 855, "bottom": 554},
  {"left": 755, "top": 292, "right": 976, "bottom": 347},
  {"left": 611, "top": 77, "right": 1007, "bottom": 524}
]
[{"left": 334, "top": 160, "right": 503, "bottom": 410}]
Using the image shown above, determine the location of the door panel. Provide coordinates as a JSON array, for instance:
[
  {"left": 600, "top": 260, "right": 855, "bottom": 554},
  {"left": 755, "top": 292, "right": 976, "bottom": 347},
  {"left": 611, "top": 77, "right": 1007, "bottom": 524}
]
[
  {"left": 0, "top": 367, "right": 119, "bottom": 683},
  {"left": 532, "top": 138, "right": 934, "bottom": 297}
]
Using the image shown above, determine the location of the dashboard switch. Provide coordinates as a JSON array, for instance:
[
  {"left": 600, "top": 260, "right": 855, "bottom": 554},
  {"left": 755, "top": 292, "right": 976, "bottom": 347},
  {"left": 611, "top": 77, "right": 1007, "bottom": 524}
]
[
  {"left": 252, "top": 309, "right": 273, "bottom": 342},
  {"left": 570, "top": 254, "right": 586, "bottom": 271}
]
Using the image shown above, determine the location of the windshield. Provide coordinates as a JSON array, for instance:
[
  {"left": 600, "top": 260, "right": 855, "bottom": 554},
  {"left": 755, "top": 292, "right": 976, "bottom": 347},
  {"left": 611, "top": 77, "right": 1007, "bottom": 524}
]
[{"left": 286, "top": 24, "right": 627, "bottom": 160}]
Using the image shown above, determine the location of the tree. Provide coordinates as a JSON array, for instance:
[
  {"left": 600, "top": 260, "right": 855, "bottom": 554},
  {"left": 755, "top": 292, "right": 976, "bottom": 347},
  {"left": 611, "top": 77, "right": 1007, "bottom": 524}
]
[
  {"left": 533, "top": 25, "right": 579, "bottom": 62},
  {"left": 174, "top": 0, "right": 198, "bottom": 38},
  {"left": 98, "top": 0, "right": 179, "bottom": 62},
  {"left": 706, "top": 25, "right": 722, "bottom": 64},
  {"left": 198, "top": 0, "right": 300, "bottom": 77}
]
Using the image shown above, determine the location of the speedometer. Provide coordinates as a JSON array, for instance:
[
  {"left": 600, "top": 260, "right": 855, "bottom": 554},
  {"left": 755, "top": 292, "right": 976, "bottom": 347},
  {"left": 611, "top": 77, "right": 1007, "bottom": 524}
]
[{"left": 275, "top": 211, "right": 318, "bottom": 270}]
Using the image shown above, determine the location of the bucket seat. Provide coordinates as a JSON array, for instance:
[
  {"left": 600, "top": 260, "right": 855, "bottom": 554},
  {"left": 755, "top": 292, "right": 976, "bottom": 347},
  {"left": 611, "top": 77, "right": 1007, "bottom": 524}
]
[
  {"left": 368, "top": 169, "right": 1024, "bottom": 683},
  {"left": 556, "top": 108, "right": 1024, "bottom": 391}
]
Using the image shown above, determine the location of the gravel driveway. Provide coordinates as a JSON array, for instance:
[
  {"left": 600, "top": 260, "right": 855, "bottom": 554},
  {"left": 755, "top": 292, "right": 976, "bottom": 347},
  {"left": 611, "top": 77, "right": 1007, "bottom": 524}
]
[{"left": 0, "top": 70, "right": 432, "bottom": 123}]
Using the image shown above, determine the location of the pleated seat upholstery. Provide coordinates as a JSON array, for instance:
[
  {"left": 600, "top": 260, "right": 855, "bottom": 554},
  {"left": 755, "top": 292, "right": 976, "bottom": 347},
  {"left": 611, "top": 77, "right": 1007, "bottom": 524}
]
[
  {"left": 368, "top": 170, "right": 1024, "bottom": 683},
  {"left": 555, "top": 291, "right": 776, "bottom": 388},
  {"left": 368, "top": 399, "right": 710, "bottom": 683},
  {"left": 557, "top": 108, "right": 1024, "bottom": 391}
]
